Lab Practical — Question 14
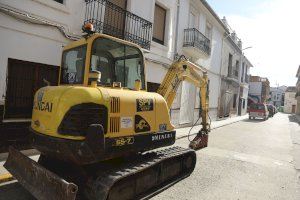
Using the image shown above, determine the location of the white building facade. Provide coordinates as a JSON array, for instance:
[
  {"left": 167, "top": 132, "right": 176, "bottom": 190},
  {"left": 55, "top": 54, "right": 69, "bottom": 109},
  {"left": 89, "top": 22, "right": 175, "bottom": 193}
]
[
  {"left": 0, "top": 0, "right": 86, "bottom": 121},
  {"left": 239, "top": 56, "right": 252, "bottom": 115},
  {"left": 167, "top": 0, "right": 226, "bottom": 127},
  {"left": 270, "top": 86, "right": 287, "bottom": 107},
  {"left": 218, "top": 17, "right": 252, "bottom": 118},
  {"left": 0, "top": 0, "right": 253, "bottom": 129}
]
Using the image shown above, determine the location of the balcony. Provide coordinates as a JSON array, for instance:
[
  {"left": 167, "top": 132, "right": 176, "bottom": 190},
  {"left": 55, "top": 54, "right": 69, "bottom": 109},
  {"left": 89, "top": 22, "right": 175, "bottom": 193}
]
[
  {"left": 183, "top": 28, "right": 211, "bottom": 59},
  {"left": 84, "top": 0, "right": 152, "bottom": 50},
  {"left": 225, "top": 68, "right": 239, "bottom": 85}
]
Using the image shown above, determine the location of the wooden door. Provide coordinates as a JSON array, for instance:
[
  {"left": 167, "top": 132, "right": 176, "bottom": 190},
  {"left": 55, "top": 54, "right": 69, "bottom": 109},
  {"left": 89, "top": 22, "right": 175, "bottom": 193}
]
[
  {"left": 292, "top": 105, "right": 296, "bottom": 113},
  {"left": 4, "top": 59, "right": 59, "bottom": 119}
]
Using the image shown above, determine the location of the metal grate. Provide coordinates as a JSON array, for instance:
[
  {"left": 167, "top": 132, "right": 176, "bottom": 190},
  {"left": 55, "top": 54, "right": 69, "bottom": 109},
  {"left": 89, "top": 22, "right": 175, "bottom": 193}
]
[
  {"left": 110, "top": 97, "right": 120, "bottom": 113},
  {"left": 183, "top": 28, "right": 211, "bottom": 56},
  {"left": 109, "top": 117, "right": 120, "bottom": 133},
  {"left": 58, "top": 103, "right": 108, "bottom": 136},
  {"left": 84, "top": 0, "right": 153, "bottom": 50}
]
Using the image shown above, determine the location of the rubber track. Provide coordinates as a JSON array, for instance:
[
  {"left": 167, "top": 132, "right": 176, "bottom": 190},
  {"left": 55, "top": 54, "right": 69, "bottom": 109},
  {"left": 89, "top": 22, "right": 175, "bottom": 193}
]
[{"left": 84, "top": 146, "right": 196, "bottom": 200}]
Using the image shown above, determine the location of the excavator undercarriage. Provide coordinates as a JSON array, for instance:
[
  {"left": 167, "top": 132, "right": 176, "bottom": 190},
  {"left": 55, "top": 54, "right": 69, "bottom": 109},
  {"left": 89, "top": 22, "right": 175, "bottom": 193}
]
[{"left": 5, "top": 146, "right": 196, "bottom": 200}]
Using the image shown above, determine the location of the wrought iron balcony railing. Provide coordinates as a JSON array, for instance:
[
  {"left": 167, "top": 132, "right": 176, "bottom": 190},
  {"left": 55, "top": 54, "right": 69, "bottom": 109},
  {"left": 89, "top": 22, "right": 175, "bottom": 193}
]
[
  {"left": 183, "top": 28, "right": 211, "bottom": 56},
  {"left": 227, "top": 68, "right": 238, "bottom": 79},
  {"left": 84, "top": 0, "right": 153, "bottom": 50}
]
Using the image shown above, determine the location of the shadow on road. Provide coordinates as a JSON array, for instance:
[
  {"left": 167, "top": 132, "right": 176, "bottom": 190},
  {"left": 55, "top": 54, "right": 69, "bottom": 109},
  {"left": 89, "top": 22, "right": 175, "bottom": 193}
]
[
  {"left": 288, "top": 115, "right": 300, "bottom": 125},
  {"left": 242, "top": 119, "right": 265, "bottom": 123},
  {"left": 0, "top": 182, "right": 35, "bottom": 200}
]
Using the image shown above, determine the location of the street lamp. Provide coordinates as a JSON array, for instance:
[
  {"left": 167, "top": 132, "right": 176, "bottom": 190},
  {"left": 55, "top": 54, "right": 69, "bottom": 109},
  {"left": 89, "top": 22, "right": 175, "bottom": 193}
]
[{"left": 242, "top": 46, "right": 253, "bottom": 52}]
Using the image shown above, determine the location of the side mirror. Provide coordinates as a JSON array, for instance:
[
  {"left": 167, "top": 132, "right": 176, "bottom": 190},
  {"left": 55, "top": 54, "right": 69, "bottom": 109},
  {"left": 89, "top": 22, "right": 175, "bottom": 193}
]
[{"left": 89, "top": 70, "right": 101, "bottom": 87}]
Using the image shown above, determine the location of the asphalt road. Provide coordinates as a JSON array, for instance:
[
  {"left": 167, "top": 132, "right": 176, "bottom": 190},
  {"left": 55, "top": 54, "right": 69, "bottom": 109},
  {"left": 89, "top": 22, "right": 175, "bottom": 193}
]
[
  {"left": 0, "top": 113, "right": 299, "bottom": 200},
  {"left": 153, "top": 113, "right": 300, "bottom": 200}
]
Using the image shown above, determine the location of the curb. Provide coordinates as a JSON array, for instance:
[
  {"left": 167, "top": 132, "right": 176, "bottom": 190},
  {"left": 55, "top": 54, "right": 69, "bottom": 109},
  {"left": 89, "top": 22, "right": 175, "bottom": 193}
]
[
  {"left": 176, "top": 117, "right": 247, "bottom": 140},
  {"left": 0, "top": 173, "right": 14, "bottom": 184}
]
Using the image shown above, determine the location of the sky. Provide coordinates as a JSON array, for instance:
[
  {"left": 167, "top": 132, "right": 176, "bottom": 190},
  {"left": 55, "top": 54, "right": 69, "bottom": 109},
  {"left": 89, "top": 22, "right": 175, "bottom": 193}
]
[{"left": 206, "top": 0, "right": 299, "bottom": 87}]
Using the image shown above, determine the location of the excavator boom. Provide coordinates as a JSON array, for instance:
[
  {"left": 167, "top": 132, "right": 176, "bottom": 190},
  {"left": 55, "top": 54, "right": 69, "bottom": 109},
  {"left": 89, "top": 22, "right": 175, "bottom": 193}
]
[{"left": 157, "top": 56, "right": 210, "bottom": 149}]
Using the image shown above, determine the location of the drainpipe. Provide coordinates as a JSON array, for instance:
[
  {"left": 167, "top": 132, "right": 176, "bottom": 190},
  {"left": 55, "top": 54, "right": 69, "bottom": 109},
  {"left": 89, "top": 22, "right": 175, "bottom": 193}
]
[
  {"left": 217, "top": 32, "right": 231, "bottom": 118},
  {"left": 173, "top": 0, "right": 180, "bottom": 59}
]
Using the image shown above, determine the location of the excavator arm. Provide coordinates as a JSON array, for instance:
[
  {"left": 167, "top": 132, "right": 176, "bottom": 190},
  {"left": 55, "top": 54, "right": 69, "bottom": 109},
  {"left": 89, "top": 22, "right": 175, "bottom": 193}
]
[{"left": 157, "top": 56, "right": 210, "bottom": 149}]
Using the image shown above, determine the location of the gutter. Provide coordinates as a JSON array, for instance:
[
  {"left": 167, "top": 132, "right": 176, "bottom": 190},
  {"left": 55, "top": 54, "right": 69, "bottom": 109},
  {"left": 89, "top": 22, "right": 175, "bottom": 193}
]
[{"left": 199, "top": 0, "right": 229, "bottom": 34}]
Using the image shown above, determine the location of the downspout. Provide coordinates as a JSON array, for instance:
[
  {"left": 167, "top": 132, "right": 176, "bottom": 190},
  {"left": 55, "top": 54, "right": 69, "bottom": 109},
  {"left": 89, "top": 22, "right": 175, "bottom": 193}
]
[
  {"left": 170, "top": 0, "right": 180, "bottom": 120},
  {"left": 217, "top": 32, "right": 230, "bottom": 119},
  {"left": 173, "top": 0, "right": 180, "bottom": 59}
]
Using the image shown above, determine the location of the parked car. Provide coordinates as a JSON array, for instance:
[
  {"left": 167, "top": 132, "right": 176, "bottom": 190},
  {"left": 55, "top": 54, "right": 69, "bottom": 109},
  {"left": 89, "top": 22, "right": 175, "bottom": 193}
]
[
  {"left": 267, "top": 104, "right": 276, "bottom": 117},
  {"left": 249, "top": 103, "right": 269, "bottom": 120}
]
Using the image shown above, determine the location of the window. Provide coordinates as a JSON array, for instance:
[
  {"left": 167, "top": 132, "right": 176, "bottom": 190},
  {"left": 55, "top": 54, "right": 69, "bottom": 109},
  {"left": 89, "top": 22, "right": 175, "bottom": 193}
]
[
  {"left": 54, "top": 0, "right": 64, "bottom": 4},
  {"left": 91, "top": 38, "right": 145, "bottom": 90},
  {"left": 250, "top": 104, "right": 265, "bottom": 110},
  {"left": 61, "top": 45, "right": 87, "bottom": 84},
  {"left": 228, "top": 53, "right": 232, "bottom": 76},
  {"left": 241, "top": 62, "right": 245, "bottom": 82},
  {"left": 235, "top": 60, "right": 239, "bottom": 76},
  {"left": 243, "top": 100, "right": 246, "bottom": 109},
  {"left": 153, "top": 4, "right": 166, "bottom": 45}
]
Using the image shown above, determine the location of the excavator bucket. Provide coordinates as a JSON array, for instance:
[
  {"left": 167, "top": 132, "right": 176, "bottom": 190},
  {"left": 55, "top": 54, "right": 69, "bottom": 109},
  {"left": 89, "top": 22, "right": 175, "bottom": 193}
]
[{"left": 4, "top": 146, "right": 78, "bottom": 200}]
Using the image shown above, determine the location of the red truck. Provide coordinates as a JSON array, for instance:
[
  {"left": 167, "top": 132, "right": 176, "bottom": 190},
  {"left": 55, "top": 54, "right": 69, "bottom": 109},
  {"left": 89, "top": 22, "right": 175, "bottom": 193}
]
[{"left": 249, "top": 103, "right": 269, "bottom": 120}]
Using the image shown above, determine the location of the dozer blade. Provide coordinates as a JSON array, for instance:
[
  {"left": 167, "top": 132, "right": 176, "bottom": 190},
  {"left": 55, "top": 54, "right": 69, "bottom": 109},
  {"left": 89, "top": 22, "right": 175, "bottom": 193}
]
[{"left": 4, "top": 146, "right": 78, "bottom": 200}]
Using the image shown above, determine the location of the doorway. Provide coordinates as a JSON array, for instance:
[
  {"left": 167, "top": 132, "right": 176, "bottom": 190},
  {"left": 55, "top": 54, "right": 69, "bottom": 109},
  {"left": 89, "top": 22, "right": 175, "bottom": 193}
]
[
  {"left": 292, "top": 105, "right": 296, "bottom": 113},
  {"left": 4, "top": 58, "right": 59, "bottom": 119}
]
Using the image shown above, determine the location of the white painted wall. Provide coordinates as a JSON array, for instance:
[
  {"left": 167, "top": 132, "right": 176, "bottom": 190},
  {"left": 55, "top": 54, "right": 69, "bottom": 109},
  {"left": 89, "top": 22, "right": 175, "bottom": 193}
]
[
  {"left": 249, "top": 82, "right": 262, "bottom": 96},
  {"left": 174, "top": 0, "right": 225, "bottom": 123},
  {"left": 0, "top": 0, "right": 86, "bottom": 104}
]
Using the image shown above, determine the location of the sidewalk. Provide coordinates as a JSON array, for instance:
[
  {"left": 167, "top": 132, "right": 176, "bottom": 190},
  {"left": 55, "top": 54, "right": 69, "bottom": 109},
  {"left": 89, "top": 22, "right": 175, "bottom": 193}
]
[
  {"left": 0, "top": 114, "right": 248, "bottom": 183},
  {"left": 289, "top": 114, "right": 300, "bottom": 170},
  {"left": 176, "top": 114, "right": 249, "bottom": 139}
]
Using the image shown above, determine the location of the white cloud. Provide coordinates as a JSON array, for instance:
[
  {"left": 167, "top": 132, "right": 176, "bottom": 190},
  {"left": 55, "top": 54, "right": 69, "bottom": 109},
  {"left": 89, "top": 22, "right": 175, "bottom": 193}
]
[{"left": 225, "top": 0, "right": 299, "bottom": 86}]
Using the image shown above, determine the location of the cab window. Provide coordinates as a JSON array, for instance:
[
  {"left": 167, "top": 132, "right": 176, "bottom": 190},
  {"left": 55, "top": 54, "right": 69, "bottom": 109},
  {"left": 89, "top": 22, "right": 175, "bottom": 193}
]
[
  {"left": 91, "top": 38, "right": 145, "bottom": 89},
  {"left": 61, "top": 45, "right": 87, "bottom": 84}
]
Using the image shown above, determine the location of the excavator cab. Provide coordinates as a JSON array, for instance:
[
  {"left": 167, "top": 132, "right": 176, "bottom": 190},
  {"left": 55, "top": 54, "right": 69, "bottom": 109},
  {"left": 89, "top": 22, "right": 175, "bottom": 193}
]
[{"left": 60, "top": 35, "right": 146, "bottom": 91}]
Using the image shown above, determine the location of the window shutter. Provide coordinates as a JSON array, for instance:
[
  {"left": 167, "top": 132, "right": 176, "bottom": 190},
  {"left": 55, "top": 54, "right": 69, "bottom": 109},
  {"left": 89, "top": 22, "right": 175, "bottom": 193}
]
[{"left": 153, "top": 4, "right": 166, "bottom": 44}]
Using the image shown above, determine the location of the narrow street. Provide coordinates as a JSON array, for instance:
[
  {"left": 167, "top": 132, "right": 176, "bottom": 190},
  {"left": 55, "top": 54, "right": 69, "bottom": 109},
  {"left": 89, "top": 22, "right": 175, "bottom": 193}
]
[
  {"left": 153, "top": 113, "right": 300, "bottom": 200},
  {"left": 0, "top": 113, "right": 299, "bottom": 200}
]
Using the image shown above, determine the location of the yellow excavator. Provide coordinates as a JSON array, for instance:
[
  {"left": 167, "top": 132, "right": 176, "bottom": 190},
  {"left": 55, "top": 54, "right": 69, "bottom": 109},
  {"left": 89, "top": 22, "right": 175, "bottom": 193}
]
[{"left": 4, "top": 23, "right": 210, "bottom": 200}]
